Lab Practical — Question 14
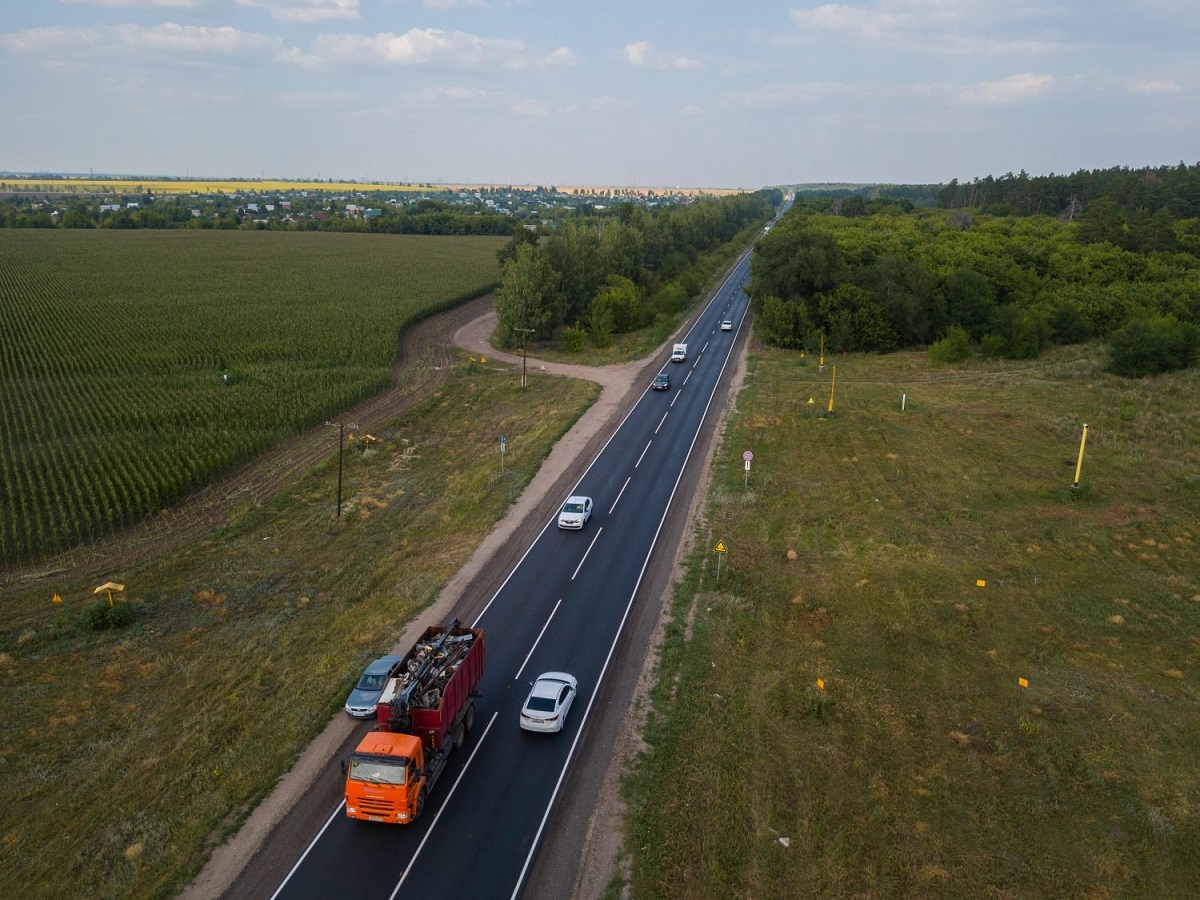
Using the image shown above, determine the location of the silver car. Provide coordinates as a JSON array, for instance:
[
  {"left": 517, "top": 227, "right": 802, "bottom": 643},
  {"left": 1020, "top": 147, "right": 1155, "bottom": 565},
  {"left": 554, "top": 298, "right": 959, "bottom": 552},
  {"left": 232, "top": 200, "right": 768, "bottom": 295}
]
[
  {"left": 344, "top": 654, "right": 403, "bottom": 717},
  {"left": 557, "top": 495, "right": 593, "bottom": 530}
]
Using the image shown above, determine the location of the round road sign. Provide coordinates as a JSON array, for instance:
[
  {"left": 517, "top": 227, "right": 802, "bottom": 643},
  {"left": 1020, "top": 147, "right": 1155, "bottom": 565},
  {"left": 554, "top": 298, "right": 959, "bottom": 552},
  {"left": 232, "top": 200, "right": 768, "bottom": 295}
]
[{"left": 743, "top": 450, "right": 754, "bottom": 461}]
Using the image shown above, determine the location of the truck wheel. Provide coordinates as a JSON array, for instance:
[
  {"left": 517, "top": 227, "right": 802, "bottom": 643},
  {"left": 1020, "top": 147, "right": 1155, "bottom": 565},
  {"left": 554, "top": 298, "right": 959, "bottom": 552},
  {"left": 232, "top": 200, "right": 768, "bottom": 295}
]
[
  {"left": 464, "top": 702, "right": 476, "bottom": 732},
  {"left": 416, "top": 787, "right": 427, "bottom": 819},
  {"left": 453, "top": 720, "right": 466, "bottom": 750}
]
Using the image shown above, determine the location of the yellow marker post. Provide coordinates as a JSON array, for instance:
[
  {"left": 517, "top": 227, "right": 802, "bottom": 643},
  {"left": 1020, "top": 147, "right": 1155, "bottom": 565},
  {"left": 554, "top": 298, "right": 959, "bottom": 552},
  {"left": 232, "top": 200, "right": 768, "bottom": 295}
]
[
  {"left": 1072, "top": 424, "right": 1089, "bottom": 488},
  {"left": 816, "top": 678, "right": 825, "bottom": 690},
  {"left": 827, "top": 366, "right": 837, "bottom": 413},
  {"left": 52, "top": 593, "right": 63, "bottom": 605},
  {"left": 1018, "top": 677, "right": 1029, "bottom": 689},
  {"left": 976, "top": 579, "right": 986, "bottom": 588},
  {"left": 819, "top": 334, "right": 825, "bottom": 372}
]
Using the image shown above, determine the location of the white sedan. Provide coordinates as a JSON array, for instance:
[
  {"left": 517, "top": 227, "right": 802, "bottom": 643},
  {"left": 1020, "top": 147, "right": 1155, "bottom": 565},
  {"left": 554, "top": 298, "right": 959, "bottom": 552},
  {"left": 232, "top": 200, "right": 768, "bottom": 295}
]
[
  {"left": 721, "top": 320, "right": 733, "bottom": 331},
  {"left": 557, "top": 495, "right": 593, "bottom": 530},
  {"left": 519, "top": 672, "right": 578, "bottom": 733}
]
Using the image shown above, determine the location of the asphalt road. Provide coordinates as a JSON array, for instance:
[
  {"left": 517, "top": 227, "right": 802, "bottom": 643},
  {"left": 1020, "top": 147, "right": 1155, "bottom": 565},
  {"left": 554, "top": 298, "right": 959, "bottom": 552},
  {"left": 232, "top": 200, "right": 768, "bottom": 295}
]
[{"left": 255, "top": 253, "right": 756, "bottom": 900}]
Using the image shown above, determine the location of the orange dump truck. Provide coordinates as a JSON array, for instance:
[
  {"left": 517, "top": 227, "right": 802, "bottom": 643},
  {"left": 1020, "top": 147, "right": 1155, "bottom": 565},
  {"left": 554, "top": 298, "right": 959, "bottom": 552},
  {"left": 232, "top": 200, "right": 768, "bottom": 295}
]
[{"left": 343, "top": 619, "right": 484, "bottom": 824}]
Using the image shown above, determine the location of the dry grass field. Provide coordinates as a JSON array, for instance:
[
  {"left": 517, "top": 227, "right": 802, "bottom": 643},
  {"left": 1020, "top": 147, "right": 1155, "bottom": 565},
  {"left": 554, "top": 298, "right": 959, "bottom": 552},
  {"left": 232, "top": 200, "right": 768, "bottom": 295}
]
[{"left": 624, "top": 343, "right": 1199, "bottom": 898}]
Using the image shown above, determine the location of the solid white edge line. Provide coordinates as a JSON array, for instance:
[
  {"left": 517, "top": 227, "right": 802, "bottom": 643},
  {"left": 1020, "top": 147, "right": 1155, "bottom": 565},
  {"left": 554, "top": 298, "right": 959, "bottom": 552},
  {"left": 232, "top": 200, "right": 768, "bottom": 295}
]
[
  {"left": 268, "top": 800, "right": 346, "bottom": 900},
  {"left": 389, "top": 711, "right": 500, "bottom": 900},
  {"left": 571, "top": 527, "right": 603, "bottom": 581},
  {"left": 514, "top": 598, "right": 563, "bottom": 682},
  {"left": 509, "top": 250, "right": 755, "bottom": 899}
]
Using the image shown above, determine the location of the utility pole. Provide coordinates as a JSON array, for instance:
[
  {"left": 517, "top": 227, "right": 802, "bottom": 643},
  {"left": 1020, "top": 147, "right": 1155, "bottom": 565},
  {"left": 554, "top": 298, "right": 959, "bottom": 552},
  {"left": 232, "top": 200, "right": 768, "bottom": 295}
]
[{"left": 325, "top": 420, "right": 359, "bottom": 518}]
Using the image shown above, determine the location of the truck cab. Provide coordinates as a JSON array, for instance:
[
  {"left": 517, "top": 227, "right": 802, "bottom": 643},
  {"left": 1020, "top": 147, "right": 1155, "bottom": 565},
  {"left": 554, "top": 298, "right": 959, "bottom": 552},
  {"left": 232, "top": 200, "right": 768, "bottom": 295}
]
[{"left": 344, "top": 731, "right": 430, "bottom": 824}]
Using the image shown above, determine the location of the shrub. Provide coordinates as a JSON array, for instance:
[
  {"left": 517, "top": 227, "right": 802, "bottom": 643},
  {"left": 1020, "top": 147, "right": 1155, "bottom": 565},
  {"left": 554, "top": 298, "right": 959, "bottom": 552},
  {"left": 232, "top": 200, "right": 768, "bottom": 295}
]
[
  {"left": 560, "top": 324, "right": 586, "bottom": 352},
  {"left": 1107, "top": 316, "right": 1200, "bottom": 377},
  {"left": 80, "top": 600, "right": 135, "bottom": 631},
  {"left": 928, "top": 326, "right": 971, "bottom": 364}
]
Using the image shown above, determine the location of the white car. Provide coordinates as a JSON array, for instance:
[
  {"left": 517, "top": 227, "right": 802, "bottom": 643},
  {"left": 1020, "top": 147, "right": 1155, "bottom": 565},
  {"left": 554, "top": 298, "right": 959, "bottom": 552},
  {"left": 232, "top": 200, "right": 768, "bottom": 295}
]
[
  {"left": 721, "top": 320, "right": 733, "bottom": 331},
  {"left": 557, "top": 495, "right": 593, "bottom": 530},
  {"left": 520, "top": 672, "right": 578, "bottom": 733}
]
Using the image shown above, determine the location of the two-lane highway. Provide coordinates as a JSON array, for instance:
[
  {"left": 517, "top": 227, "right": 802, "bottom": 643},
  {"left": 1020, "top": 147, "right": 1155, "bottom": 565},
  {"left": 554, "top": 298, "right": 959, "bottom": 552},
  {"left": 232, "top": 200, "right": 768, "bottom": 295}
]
[{"left": 270, "top": 249, "right": 756, "bottom": 900}]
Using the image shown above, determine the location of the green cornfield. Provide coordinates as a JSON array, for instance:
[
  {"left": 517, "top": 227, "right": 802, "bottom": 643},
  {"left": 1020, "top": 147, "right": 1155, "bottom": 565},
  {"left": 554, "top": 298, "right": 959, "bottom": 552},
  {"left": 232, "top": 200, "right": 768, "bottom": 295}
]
[{"left": 0, "top": 229, "right": 502, "bottom": 565}]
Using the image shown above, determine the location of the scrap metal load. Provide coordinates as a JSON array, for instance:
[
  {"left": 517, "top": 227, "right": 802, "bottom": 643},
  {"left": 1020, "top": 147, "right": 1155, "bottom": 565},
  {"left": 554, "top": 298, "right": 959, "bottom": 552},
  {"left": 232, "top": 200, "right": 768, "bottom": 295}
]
[{"left": 376, "top": 619, "right": 483, "bottom": 748}]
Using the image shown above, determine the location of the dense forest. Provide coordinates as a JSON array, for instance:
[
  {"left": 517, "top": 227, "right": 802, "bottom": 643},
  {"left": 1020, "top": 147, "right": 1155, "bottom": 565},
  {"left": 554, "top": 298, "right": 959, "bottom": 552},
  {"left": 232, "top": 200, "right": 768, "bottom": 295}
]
[
  {"left": 751, "top": 166, "right": 1200, "bottom": 376},
  {"left": 491, "top": 190, "right": 781, "bottom": 349}
]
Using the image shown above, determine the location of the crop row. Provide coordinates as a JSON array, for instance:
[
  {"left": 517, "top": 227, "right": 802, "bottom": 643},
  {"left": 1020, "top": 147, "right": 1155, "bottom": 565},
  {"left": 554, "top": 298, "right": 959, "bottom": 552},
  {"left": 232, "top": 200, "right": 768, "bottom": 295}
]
[{"left": 0, "top": 229, "right": 503, "bottom": 565}]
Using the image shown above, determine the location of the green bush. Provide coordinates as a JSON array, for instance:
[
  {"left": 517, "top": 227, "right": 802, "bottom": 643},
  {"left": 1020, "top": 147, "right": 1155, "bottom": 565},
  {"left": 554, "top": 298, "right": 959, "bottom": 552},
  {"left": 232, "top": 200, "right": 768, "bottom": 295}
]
[
  {"left": 560, "top": 324, "right": 586, "bottom": 352},
  {"left": 80, "top": 600, "right": 135, "bottom": 631},
  {"left": 1107, "top": 316, "right": 1200, "bottom": 377},
  {"left": 928, "top": 325, "right": 972, "bottom": 364}
]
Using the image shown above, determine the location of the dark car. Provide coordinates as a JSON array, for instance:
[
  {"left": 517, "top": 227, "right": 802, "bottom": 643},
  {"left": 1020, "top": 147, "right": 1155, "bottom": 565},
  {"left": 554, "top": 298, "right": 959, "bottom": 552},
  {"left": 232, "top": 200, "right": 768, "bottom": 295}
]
[{"left": 652, "top": 373, "right": 671, "bottom": 391}]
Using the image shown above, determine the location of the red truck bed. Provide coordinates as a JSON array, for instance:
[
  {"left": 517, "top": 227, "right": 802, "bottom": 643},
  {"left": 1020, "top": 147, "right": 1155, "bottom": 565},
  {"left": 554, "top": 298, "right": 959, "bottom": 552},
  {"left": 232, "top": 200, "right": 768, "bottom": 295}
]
[{"left": 376, "top": 623, "right": 484, "bottom": 753}]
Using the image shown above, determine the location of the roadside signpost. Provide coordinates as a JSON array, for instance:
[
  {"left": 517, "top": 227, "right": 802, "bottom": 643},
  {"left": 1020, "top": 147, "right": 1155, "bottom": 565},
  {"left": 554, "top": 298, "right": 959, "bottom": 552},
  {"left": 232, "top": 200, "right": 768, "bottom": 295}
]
[
  {"left": 714, "top": 540, "right": 727, "bottom": 583},
  {"left": 743, "top": 449, "right": 753, "bottom": 488}
]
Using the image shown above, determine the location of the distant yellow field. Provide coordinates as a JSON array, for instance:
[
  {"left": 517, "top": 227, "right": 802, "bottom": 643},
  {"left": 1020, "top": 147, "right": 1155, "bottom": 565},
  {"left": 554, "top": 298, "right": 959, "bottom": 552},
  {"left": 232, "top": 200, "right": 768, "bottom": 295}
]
[{"left": 0, "top": 176, "right": 750, "bottom": 198}]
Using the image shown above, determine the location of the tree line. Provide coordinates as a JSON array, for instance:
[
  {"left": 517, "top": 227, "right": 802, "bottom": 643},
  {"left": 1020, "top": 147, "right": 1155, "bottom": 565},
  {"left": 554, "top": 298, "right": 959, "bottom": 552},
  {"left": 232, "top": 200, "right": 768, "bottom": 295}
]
[
  {"left": 750, "top": 200, "right": 1200, "bottom": 377},
  {"left": 491, "top": 190, "right": 781, "bottom": 350}
]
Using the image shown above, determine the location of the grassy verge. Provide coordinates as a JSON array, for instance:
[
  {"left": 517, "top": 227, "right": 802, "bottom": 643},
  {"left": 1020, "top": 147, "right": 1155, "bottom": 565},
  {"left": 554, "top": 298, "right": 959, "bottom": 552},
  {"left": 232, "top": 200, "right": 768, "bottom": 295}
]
[
  {"left": 624, "top": 343, "right": 1200, "bottom": 898},
  {"left": 0, "top": 361, "right": 598, "bottom": 899}
]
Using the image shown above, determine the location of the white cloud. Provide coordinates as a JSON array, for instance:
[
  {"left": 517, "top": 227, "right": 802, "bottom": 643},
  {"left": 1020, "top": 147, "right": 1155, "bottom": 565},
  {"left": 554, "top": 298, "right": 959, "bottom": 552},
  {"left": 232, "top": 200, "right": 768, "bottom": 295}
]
[
  {"left": 303, "top": 29, "right": 574, "bottom": 70},
  {"left": 0, "top": 23, "right": 287, "bottom": 59},
  {"left": 731, "top": 82, "right": 848, "bottom": 107},
  {"left": 960, "top": 72, "right": 1057, "bottom": 105},
  {"left": 589, "top": 95, "right": 632, "bottom": 112},
  {"left": 59, "top": 0, "right": 199, "bottom": 8},
  {"left": 680, "top": 102, "right": 706, "bottom": 115},
  {"left": 400, "top": 85, "right": 503, "bottom": 108},
  {"left": 1127, "top": 78, "right": 1182, "bottom": 96},
  {"left": 621, "top": 41, "right": 702, "bottom": 70},
  {"left": 236, "top": 0, "right": 361, "bottom": 24},
  {"left": 422, "top": 0, "right": 494, "bottom": 8},
  {"left": 789, "top": 1, "right": 1074, "bottom": 55}
]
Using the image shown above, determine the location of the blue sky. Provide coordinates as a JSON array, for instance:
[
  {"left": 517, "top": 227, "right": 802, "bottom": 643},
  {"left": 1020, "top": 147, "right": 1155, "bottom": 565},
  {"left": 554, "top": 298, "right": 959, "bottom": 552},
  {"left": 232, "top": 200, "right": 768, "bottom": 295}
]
[{"left": 2, "top": 1, "right": 1196, "bottom": 188}]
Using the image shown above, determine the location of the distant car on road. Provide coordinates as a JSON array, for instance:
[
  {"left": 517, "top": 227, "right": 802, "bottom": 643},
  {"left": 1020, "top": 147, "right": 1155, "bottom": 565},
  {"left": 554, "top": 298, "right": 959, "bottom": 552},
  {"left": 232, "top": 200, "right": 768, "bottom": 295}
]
[
  {"left": 519, "top": 672, "right": 578, "bottom": 733},
  {"left": 557, "top": 495, "right": 593, "bottom": 530},
  {"left": 721, "top": 320, "right": 733, "bottom": 331},
  {"left": 345, "top": 654, "right": 403, "bottom": 717},
  {"left": 652, "top": 373, "right": 671, "bottom": 391}
]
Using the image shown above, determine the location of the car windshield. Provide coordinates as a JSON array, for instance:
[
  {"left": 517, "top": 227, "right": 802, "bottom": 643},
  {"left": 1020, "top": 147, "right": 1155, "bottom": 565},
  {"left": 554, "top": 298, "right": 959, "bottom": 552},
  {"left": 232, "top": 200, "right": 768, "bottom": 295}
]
[
  {"left": 348, "top": 758, "right": 407, "bottom": 785},
  {"left": 526, "top": 696, "right": 558, "bottom": 713},
  {"left": 563, "top": 502, "right": 584, "bottom": 513},
  {"left": 356, "top": 672, "right": 388, "bottom": 691}
]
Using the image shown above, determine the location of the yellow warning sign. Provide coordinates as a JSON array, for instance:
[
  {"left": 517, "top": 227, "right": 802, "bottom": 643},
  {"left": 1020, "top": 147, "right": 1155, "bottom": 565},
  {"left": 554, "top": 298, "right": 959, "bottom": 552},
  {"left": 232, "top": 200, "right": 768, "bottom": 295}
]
[
  {"left": 52, "top": 593, "right": 63, "bottom": 604},
  {"left": 976, "top": 579, "right": 986, "bottom": 587},
  {"left": 714, "top": 541, "right": 727, "bottom": 553},
  {"left": 1018, "top": 677, "right": 1029, "bottom": 689},
  {"left": 816, "top": 678, "right": 825, "bottom": 690}
]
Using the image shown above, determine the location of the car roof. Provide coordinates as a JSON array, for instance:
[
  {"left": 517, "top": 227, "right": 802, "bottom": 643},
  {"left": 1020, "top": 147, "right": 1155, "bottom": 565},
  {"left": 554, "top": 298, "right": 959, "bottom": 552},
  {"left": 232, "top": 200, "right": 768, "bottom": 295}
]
[
  {"left": 532, "top": 672, "right": 575, "bottom": 693},
  {"left": 365, "top": 654, "right": 403, "bottom": 674},
  {"left": 564, "top": 495, "right": 589, "bottom": 504}
]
